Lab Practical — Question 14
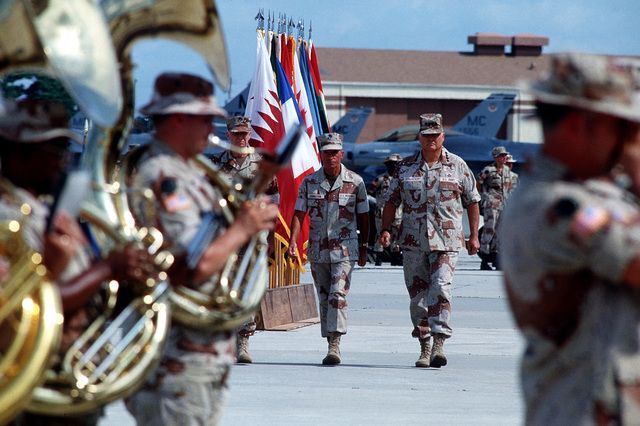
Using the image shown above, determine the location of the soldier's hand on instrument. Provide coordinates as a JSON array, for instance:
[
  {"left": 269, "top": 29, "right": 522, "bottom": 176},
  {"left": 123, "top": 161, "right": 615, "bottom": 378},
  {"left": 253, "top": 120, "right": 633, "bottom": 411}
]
[
  {"left": 44, "top": 211, "right": 88, "bottom": 280},
  {"left": 166, "top": 253, "right": 195, "bottom": 287},
  {"left": 105, "top": 245, "right": 159, "bottom": 284},
  {"left": 236, "top": 196, "right": 278, "bottom": 236}
]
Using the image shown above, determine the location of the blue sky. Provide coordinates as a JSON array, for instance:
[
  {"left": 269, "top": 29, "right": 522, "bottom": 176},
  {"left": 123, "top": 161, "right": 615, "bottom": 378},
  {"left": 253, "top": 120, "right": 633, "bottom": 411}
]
[{"left": 131, "top": 0, "right": 640, "bottom": 110}]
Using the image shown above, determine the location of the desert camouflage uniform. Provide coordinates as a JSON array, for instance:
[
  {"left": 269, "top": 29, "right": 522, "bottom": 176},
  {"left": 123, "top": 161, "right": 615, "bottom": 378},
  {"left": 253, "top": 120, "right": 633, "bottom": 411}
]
[
  {"left": 209, "top": 150, "right": 279, "bottom": 203},
  {"left": 369, "top": 172, "right": 402, "bottom": 252},
  {"left": 384, "top": 148, "right": 480, "bottom": 338},
  {"left": 477, "top": 164, "right": 513, "bottom": 255},
  {"left": 506, "top": 169, "right": 519, "bottom": 200},
  {"left": 501, "top": 156, "right": 640, "bottom": 425},
  {"left": 295, "top": 166, "right": 369, "bottom": 337},
  {"left": 0, "top": 179, "right": 101, "bottom": 426},
  {"left": 209, "top": 150, "right": 278, "bottom": 338},
  {"left": 126, "top": 138, "right": 235, "bottom": 426}
]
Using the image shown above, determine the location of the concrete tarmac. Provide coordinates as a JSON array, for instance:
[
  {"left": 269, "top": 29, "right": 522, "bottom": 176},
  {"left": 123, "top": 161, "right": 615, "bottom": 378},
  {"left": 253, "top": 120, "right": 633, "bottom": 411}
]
[{"left": 99, "top": 251, "right": 524, "bottom": 425}]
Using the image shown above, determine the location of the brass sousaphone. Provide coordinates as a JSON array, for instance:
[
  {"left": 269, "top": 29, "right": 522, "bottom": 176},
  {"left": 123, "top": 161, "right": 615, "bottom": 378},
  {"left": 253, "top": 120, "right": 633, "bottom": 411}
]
[
  {"left": 0, "top": 0, "right": 123, "bottom": 423},
  {"left": 101, "top": 0, "right": 271, "bottom": 332},
  {"left": 24, "top": 0, "right": 183, "bottom": 417}
]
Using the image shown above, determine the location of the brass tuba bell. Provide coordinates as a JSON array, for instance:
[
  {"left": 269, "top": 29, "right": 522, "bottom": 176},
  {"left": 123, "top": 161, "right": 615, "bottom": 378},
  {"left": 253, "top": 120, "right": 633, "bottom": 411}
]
[{"left": 0, "top": 0, "right": 124, "bottom": 422}]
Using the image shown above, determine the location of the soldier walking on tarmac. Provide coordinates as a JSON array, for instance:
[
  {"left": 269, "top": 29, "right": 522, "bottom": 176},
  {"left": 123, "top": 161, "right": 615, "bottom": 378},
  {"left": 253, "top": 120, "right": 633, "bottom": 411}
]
[
  {"left": 380, "top": 113, "right": 480, "bottom": 368},
  {"left": 476, "top": 146, "right": 514, "bottom": 270},
  {"left": 288, "top": 133, "right": 369, "bottom": 365}
]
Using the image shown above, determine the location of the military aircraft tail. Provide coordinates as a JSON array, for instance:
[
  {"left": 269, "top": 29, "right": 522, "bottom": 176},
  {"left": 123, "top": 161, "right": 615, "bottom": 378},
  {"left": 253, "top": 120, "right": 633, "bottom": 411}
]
[
  {"left": 331, "top": 106, "right": 373, "bottom": 143},
  {"left": 450, "top": 93, "right": 516, "bottom": 138},
  {"left": 223, "top": 85, "right": 250, "bottom": 117}
]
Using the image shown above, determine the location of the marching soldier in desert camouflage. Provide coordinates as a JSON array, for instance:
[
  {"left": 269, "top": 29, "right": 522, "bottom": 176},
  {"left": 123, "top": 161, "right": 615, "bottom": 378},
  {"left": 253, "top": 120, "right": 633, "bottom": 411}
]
[
  {"left": 210, "top": 115, "right": 279, "bottom": 364},
  {"left": 380, "top": 113, "right": 480, "bottom": 368},
  {"left": 500, "top": 52, "right": 640, "bottom": 424},
  {"left": 368, "top": 153, "right": 403, "bottom": 266},
  {"left": 288, "top": 133, "right": 369, "bottom": 365},
  {"left": 476, "top": 146, "right": 514, "bottom": 270}
]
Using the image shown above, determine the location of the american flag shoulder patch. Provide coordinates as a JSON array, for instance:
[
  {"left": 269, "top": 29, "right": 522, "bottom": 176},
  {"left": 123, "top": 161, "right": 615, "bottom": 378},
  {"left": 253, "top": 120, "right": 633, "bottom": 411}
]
[
  {"left": 569, "top": 204, "right": 609, "bottom": 240},
  {"left": 162, "top": 192, "right": 192, "bottom": 213}
]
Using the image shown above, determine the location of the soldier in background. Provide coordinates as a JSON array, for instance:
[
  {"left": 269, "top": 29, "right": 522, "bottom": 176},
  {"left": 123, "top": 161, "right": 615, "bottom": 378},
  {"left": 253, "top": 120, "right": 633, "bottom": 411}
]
[
  {"left": 505, "top": 154, "right": 519, "bottom": 199},
  {"left": 380, "top": 113, "right": 480, "bottom": 369},
  {"left": 500, "top": 52, "right": 640, "bottom": 424},
  {"left": 0, "top": 98, "right": 158, "bottom": 426},
  {"left": 288, "top": 133, "right": 369, "bottom": 365},
  {"left": 476, "top": 146, "right": 512, "bottom": 270},
  {"left": 368, "top": 154, "right": 402, "bottom": 266},
  {"left": 210, "top": 115, "right": 279, "bottom": 364},
  {"left": 126, "top": 73, "right": 278, "bottom": 425}
]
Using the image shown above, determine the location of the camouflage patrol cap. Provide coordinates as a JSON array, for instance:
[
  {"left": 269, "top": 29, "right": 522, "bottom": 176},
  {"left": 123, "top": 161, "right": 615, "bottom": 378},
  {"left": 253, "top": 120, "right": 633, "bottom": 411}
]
[
  {"left": 492, "top": 146, "right": 509, "bottom": 157},
  {"left": 525, "top": 52, "right": 640, "bottom": 122},
  {"left": 226, "top": 116, "right": 251, "bottom": 132},
  {"left": 139, "top": 73, "right": 227, "bottom": 118},
  {"left": 419, "top": 113, "right": 443, "bottom": 134},
  {"left": 383, "top": 153, "right": 403, "bottom": 163},
  {"left": 317, "top": 133, "right": 343, "bottom": 151},
  {"left": 506, "top": 154, "right": 516, "bottom": 163},
  {"left": 0, "top": 98, "right": 82, "bottom": 144}
]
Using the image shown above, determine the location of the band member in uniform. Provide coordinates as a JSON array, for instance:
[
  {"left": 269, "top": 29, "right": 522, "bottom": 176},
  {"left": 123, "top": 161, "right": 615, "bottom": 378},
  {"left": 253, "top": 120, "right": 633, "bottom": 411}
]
[
  {"left": 125, "top": 73, "right": 278, "bottom": 425},
  {"left": 0, "top": 98, "right": 158, "bottom": 426}
]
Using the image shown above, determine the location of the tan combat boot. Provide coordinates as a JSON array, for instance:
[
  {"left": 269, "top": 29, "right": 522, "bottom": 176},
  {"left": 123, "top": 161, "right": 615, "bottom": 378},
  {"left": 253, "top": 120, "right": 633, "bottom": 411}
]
[
  {"left": 322, "top": 332, "right": 341, "bottom": 365},
  {"left": 415, "top": 336, "right": 431, "bottom": 368},
  {"left": 430, "top": 333, "right": 447, "bottom": 368},
  {"left": 236, "top": 334, "right": 252, "bottom": 364}
]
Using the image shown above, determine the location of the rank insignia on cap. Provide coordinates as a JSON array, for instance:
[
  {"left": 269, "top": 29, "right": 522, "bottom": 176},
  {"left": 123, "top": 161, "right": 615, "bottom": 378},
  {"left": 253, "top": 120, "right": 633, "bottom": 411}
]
[{"left": 569, "top": 204, "right": 609, "bottom": 240}]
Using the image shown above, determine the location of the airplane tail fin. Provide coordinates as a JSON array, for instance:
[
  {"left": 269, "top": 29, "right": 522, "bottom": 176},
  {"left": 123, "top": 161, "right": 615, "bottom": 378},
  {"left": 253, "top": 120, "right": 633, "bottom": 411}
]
[
  {"left": 224, "top": 84, "right": 251, "bottom": 117},
  {"left": 451, "top": 93, "right": 515, "bottom": 138},
  {"left": 331, "top": 107, "right": 373, "bottom": 144}
]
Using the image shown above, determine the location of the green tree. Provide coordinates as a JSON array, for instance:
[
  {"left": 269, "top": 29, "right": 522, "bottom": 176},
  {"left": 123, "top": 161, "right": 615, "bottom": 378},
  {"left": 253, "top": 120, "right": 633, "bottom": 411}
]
[{"left": 1, "top": 72, "right": 78, "bottom": 118}]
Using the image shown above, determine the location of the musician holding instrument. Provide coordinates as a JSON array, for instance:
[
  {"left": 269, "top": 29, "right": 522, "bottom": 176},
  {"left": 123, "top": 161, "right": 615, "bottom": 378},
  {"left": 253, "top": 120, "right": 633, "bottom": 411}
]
[
  {"left": 209, "top": 115, "right": 279, "bottom": 364},
  {"left": 125, "top": 73, "right": 278, "bottom": 425},
  {"left": 0, "top": 98, "right": 160, "bottom": 426}
]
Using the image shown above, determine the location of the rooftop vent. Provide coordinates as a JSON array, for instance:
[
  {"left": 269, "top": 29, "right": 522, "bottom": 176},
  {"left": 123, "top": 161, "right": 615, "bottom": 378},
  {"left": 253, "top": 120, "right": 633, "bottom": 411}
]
[
  {"left": 468, "top": 33, "right": 549, "bottom": 57},
  {"left": 511, "top": 34, "right": 549, "bottom": 56},
  {"left": 468, "top": 33, "right": 511, "bottom": 56}
]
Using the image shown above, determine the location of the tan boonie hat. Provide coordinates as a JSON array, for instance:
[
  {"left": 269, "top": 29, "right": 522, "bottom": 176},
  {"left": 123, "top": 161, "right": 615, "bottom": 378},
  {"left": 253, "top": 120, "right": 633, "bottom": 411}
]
[
  {"left": 384, "top": 153, "right": 403, "bottom": 163},
  {"left": 0, "top": 98, "right": 83, "bottom": 144},
  {"left": 506, "top": 154, "right": 516, "bottom": 163},
  {"left": 317, "top": 133, "right": 343, "bottom": 151},
  {"left": 139, "top": 72, "right": 227, "bottom": 118},
  {"left": 525, "top": 52, "right": 640, "bottom": 122},
  {"left": 226, "top": 116, "right": 251, "bottom": 132},
  {"left": 492, "top": 146, "right": 509, "bottom": 157},
  {"left": 419, "top": 113, "right": 443, "bottom": 134}
]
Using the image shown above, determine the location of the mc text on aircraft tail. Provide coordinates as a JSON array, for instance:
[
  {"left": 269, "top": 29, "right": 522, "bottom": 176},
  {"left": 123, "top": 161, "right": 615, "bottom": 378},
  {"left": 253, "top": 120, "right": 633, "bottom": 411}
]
[{"left": 451, "top": 93, "right": 516, "bottom": 138}]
